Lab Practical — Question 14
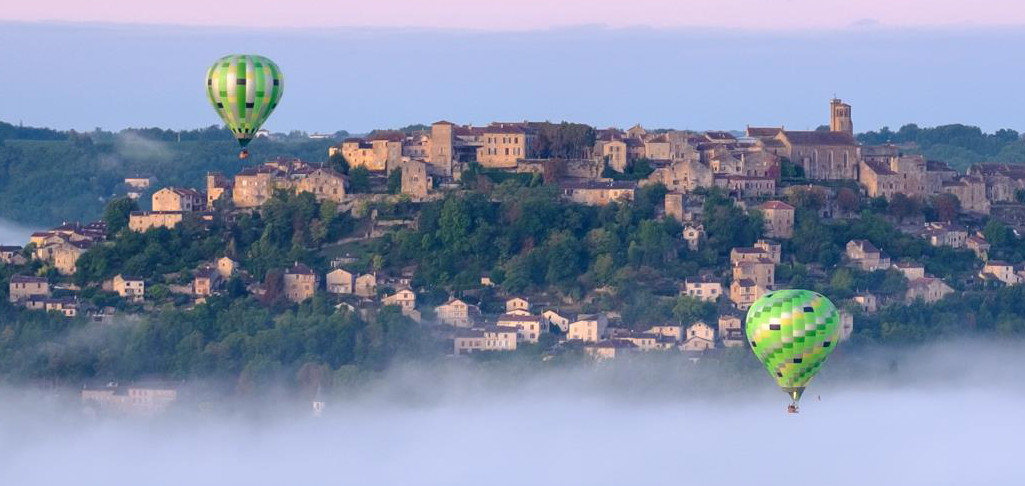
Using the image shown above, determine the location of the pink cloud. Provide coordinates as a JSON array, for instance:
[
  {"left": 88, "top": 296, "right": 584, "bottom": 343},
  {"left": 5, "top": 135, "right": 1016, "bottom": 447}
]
[{"left": 4, "top": 0, "right": 1025, "bottom": 30}]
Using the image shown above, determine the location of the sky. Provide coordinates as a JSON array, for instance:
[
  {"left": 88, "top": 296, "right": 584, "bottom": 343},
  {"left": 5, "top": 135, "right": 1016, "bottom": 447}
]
[
  {"left": 1, "top": 11, "right": 1025, "bottom": 134},
  {"left": 4, "top": 0, "right": 1025, "bottom": 30}
]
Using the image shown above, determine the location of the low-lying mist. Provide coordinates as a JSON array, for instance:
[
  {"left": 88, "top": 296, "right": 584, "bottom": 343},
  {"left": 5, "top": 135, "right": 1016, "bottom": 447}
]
[{"left": 1, "top": 339, "right": 1022, "bottom": 486}]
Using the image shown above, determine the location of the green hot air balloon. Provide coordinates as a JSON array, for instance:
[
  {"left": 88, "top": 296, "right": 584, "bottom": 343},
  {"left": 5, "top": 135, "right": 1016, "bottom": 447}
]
[
  {"left": 206, "top": 54, "right": 284, "bottom": 159},
  {"left": 745, "top": 289, "right": 840, "bottom": 413}
]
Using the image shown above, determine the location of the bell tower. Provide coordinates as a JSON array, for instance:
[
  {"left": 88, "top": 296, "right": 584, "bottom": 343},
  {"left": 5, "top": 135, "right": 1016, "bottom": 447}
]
[{"left": 830, "top": 98, "right": 853, "bottom": 135}]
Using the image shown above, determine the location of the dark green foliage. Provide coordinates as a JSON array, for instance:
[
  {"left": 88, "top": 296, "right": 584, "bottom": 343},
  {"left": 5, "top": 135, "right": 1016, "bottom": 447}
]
[
  {"left": 858, "top": 124, "right": 1024, "bottom": 170},
  {"left": 348, "top": 167, "right": 371, "bottom": 193},
  {"left": 387, "top": 168, "right": 402, "bottom": 194},
  {"left": 102, "top": 196, "right": 138, "bottom": 237}
]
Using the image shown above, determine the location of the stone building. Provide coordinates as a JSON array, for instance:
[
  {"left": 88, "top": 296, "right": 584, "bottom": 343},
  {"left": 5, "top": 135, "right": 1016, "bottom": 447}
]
[
  {"left": 905, "top": 277, "right": 954, "bottom": 304},
  {"left": 560, "top": 180, "right": 636, "bottom": 206},
  {"left": 354, "top": 273, "right": 377, "bottom": 298},
  {"left": 206, "top": 172, "right": 233, "bottom": 207},
  {"left": 113, "top": 274, "right": 145, "bottom": 302},
  {"left": 152, "top": 187, "right": 205, "bottom": 213},
  {"left": 477, "top": 124, "right": 535, "bottom": 169},
  {"left": 453, "top": 327, "right": 518, "bottom": 354},
  {"left": 283, "top": 263, "right": 318, "bottom": 303},
  {"left": 496, "top": 314, "right": 544, "bottom": 343},
  {"left": 436, "top": 298, "right": 480, "bottom": 328},
  {"left": 682, "top": 322, "right": 716, "bottom": 351},
  {"left": 128, "top": 211, "right": 184, "bottom": 232},
  {"left": 326, "top": 268, "right": 354, "bottom": 294},
  {"left": 684, "top": 275, "right": 722, "bottom": 302},
  {"left": 759, "top": 201, "right": 795, "bottom": 239},
  {"left": 567, "top": 314, "right": 608, "bottom": 343},
  {"left": 9, "top": 275, "right": 49, "bottom": 302},
  {"left": 295, "top": 168, "right": 348, "bottom": 203},
  {"left": 428, "top": 121, "right": 455, "bottom": 178},
  {"left": 400, "top": 160, "right": 431, "bottom": 199}
]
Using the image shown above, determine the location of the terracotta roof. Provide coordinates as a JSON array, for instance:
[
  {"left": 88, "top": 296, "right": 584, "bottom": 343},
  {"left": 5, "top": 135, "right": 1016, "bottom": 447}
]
[
  {"left": 747, "top": 127, "right": 783, "bottom": 138},
  {"left": 760, "top": 201, "right": 794, "bottom": 211}
]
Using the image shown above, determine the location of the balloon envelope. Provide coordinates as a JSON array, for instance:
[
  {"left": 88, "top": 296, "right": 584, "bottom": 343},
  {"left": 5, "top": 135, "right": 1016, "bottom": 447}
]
[
  {"left": 745, "top": 289, "right": 840, "bottom": 402},
  {"left": 206, "top": 54, "right": 284, "bottom": 149}
]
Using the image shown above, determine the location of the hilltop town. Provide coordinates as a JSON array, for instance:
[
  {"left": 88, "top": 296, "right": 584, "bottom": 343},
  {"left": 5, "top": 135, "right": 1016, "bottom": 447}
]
[{"left": 4, "top": 99, "right": 1025, "bottom": 412}]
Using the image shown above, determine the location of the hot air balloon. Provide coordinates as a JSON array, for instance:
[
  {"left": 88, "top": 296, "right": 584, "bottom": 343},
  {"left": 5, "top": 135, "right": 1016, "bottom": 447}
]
[
  {"left": 745, "top": 289, "right": 840, "bottom": 414},
  {"left": 206, "top": 54, "right": 284, "bottom": 159}
]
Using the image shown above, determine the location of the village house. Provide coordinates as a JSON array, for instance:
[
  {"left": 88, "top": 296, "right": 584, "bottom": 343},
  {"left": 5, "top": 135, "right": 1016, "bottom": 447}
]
[
  {"left": 567, "top": 314, "right": 609, "bottom": 343},
  {"left": 759, "top": 201, "right": 795, "bottom": 239},
  {"left": 966, "top": 235, "right": 991, "bottom": 261},
  {"left": 717, "top": 315, "right": 745, "bottom": 347},
  {"left": 646, "top": 324, "right": 684, "bottom": 342},
  {"left": 453, "top": 326, "right": 517, "bottom": 354},
  {"left": 206, "top": 172, "right": 233, "bottom": 207},
  {"left": 113, "top": 274, "right": 145, "bottom": 302},
  {"left": 496, "top": 314, "right": 544, "bottom": 343},
  {"left": 43, "top": 297, "right": 80, "bottom": 318},
  {"left": 233, "top": 165, "right": 278, "bottom": 208},
  {"left": 618, "top": 332, "right": 662, "bottom": 351},
  {"left": 682, "top": 322, "right": 716, "bottom": 351},
  {"left": 152, "top": 187, "right": 205, "bottom": 212},
  {"left": 399, "top": 159, "right": 431, "bottom": 199},
  {"left": 714, "top": 174, "right": 776, "bottom": 199},
  {"left": 505, "top": 297, "right": 531, "bottom": 316},
  {"left": 382, "top": 287, "right": 417, "bottom": 313},
  {"left": 755, "top": 239, "right": 782, "bottom": 264},
  {"left": 980, "top": 261, "right": 1023, "bottom": 286},
  {"left": 647, "top": 160, "right": 713, "bottom": 193},
  {"left": 354, "top": 273, "right": 377, "bottom": 298},
  {"left": 295, "top": 167, "right": 348, "bottom": 203},
  {"left": 730, "top": 279, "right": 766, "bottom": 310},
  {"left": 853, "top": 293, "right": 879, "bottom": 313},
  {"left": 905, "top": 277, "right": 954, "bottom": 304},
  {"left": 541, "top": 309, "right": 572, "bottom": 332},
  {"left": 193, "top": 268, "right": 220, "bottom": 297},
  {"left": 325, "top": 268, "right": 355, "bottom": 294},
  {"left": 129, "top": 211, "right": 184, "bottom": 232},
  {"left": 51, "top": 240, "right": 90, "bottom": 275},
  {"left": 731, "top": 246, "right": 770, "bottom": 264},
  {"left": 596, "top": 133, "right": 629, "bottom": 172},
  {"left": 81, "top": 382, "right": 178, "bottom": 416},
  {"left": 846, "top": 240, "right": 891, "bottom": 271},
  {"left": 477, "top": 124, "right": 536, "bottom": 169},
  {"left": 733, "top": 259, "right": 775, "bottom": 290},
  {"left": 560, "top": 180, "right": 637, "bottom": 206},
  {"left": 0, "top": 246, "right": 27, "bottom": 265},
  {"left": 894, "top": 262, "right": 926, "bottom": 281},
  {"left": 283, "top": 263, "right": 318, "bottom": 303},
  {"left": 584, "top": 340, "right": 637, "bottom": 360},
  {"left": 968, "top": 163, "right": 1025, "bottom": 203},
  {"left": 338, "top": 134, "right": 402, "bottom": 172},
  {"left": 941, "top": 177, "right": 990, "bottom": 214},
  {"left": 9, "top": 275, "right": 50, "bottom": 302},
  {"left": 217, "top": 256, "right": 237, "bottom": 279},
  {"left": 922, "top": 223, "right": 968, "bottom": 249},
  {"left": 682, "top": 224, "right": 704, "bottom": 251},
  {"left": 436, "top": 298, "right": 481, "bottom": 328},
  {"left": 684, "top": 275, "right": 722, "bottom": 302}
]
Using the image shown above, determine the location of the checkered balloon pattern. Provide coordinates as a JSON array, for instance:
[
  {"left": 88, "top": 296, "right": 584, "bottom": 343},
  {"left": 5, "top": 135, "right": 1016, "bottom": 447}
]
[
  {"left": 206, "top": 54, "right": 284, "bottom": 148},
  {"left": 745, "top": 289, "right": 840, "bottom": 400}
]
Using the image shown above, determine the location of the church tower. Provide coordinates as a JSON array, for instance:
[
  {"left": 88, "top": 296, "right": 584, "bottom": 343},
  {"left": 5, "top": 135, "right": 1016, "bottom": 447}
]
[{"left": 830, "top": 98, "right": 853, "bottom": 135}]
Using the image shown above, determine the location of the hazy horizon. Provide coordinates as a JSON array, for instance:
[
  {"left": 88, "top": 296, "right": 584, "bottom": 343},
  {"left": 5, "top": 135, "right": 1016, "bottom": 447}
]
[{"left": 2, "top": 21, "right": 1024, "bottom": 135}]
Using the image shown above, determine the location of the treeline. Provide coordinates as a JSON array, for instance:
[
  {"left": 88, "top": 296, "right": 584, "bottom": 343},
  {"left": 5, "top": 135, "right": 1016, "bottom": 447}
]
[
  {"left": 857, "top": 124, "right": 1025, "bottom": 169},
  {"left": 0, "top": 125, "right": 337, "bottom": 225}
]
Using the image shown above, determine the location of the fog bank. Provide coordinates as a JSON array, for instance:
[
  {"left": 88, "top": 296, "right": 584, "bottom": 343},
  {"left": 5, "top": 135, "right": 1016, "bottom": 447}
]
[
  {"left": 0, "top": 218, "right": 36, "bottom": 245},
  {"left": 1, "top": 340, "right": 1022, "bottom": 486}
]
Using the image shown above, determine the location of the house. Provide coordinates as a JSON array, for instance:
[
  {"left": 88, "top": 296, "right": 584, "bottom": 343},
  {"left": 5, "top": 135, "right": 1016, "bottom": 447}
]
[
  {"left": 646, "top": 324, "right": 683, "bottom": 342},
  {"left": 682, "top": 224, "right": 704, "bottom": 251},
  {"left": 730, "top": 246, "right": 770, "bottom": 264},
  {"left": 51, "top": 240, "right": 90, "bottom": 275},
  {"left": 893, "top": 262, "right": 925, "bottom": 281},
  {"left": 560, "top": 180, "right": 637, "bottom": 206},
  {"left": 584, "top": 340, "right": 637, "bottom": 360},
  {"left": 618, "top": 332, "right": 661, "bottom": 351},
  {"left": 717, "top": 315, "right": 745, "bottom": 347},
  {"left": 496, "top": 314, "right": 544, "bottom": 343},
  {"left": 44, "top": 297, "right": 80, "bottom": 318},
  {"left": 400, "top": 160, "right": 431, "bottom": 199},
  {"left": 730, "top": 279, "right": 766, "bottom": 310},
  {"left": 217, "top": 256, "right": 237, "bottom": 279},
  {"left": 853, "top": 293, "right": 879, "bottom": 313},
  {"left": 9, "top": 275, "right": 50, "bottom": 302},
  {"left": 152, "top": 187, "right": 205, "bottom": 212},
  {"left": 354, "top": 273, "right": 377, "bottom": 298},
  {"left": 846, "top": 240, "right": 891, "bottom": 271},
  {"left": 542, "top": 309, "right": 572, "bottom": 332},
  {"left": 754, "top": 239, "right": 782, "bottom": 264},
  {"left": 436, "top": 298, "right": 481, "bottom": 328},
  {"left": 567, "top": 314, "right": 609, "bottom": 343},
  {"left": 129, "top": 211, "right": 184, "bottom": 232},
  {"left": 0, "top": 246, "right": 27, "bottom": 265},
  {"left": 684, "top": 275, "right": 722, "bottom": 302},
  {"left": 980, "top": 261, "right": 1022, "bottom": 286},
  {"left": 505, "top": 297, "right": 531, "bottom": 316},
  {"left": 477, "top": 124, "right": 537, "bottom": 168},
  {"left": 682, "top": 322, "right": 716, "bottom": 351},
  {"left": 733, "top": 259, "right": 775, "bottom": 290},
  {"left": 922, "top": 223, "right": 968, "bottom": 249},
  {"left": 283, "top": 263, "right": 318, "bottom": 303},
  {"left": 112, "top": 274, "right": 145, "bottom": 302},
  {"left": 382, "top": 287, "right": 417, "bottom": 313},
  {"left": 193, "top": 268, "right": 220, "bottom": 297},
  {"left": 966, "top": 235, "right": 991, "bottom": 261},
  {"left": 295, "top": 168, "right": 348, "bottom": 203},
  {"left": 81, "top": 382, "right": 178, "bottom": 416},
  {"left": 453, "top": 326, "right": 517, "bottom": 354},
  {"left": 206, "top": 172, "right": 233, "bottom": 207},
  {"left": 714, "top": 174, "right": 776, "bottom": 199},
  {"left": 760, "top": 201, "right": 795, "bottom": 239},
  {"left": 905, "top": 277, "right": 954, "bottom": 304},
  {"left": 326, "top": 268, "right": 355, "bottom": 294}
]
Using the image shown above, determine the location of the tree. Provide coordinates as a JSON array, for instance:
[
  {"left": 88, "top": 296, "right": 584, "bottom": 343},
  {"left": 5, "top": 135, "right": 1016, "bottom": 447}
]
[
  {"left": 102, "top": 196, "right": 138, "bottom": 236},
  {"left": 387, "top": 168, "right": 402, "bottom": 194},
  {"left": 837, "top": 187, "right": 860, "bottom": 214},
  {"left": 932, "top": 193, "right": 961, "bottom": 222},
  {"left": 349, "top": 166, "right": 371, "bottom": 193},
  {"left": 328, "top": 152, "right": 349, "bottom": 174},
  {"left": 888, "top": 193, "right": 922, "bottom": 221}
]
